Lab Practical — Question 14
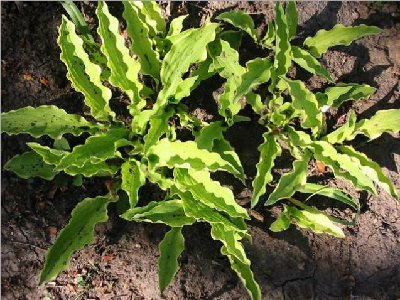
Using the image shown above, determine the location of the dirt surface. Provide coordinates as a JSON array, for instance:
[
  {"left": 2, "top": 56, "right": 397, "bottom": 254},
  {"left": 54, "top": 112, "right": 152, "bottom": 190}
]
[{"left": 1, "top": 1, "right": 400, "bottom": 300}]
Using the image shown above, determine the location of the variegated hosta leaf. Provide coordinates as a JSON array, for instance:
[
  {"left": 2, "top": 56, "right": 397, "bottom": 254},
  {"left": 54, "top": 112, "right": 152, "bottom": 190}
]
[
  {"left": 167, "top": 15, "right": 188, "bottom": 37},
  {"left": 146, "top": 138, "right": 241, "bottom": 176},
  {"left": 216, "top": 11, "right": 258, "bottom": 42},
  {"left": 284, "top": 78, "right": 323, "bottom": 135},
  {"left": 339, "top": 145, "right": 398, "bottom": 199},
  {"left": 350, "top": 109, "right": 400, "bottom": 141},
  {"left": 158, "top": 227, "right": 185, "bottom": 292},
  {"left": 1, "top": 105, "right": 100, "bottom": 139},
  {"left": 121, "top": 159, "right": 146, "bottom": 207},
  {"left": 4, "top": 151, "right": 58, "bottom": 180},
  {"left": 251, "top": 132, "right": 281, "bottom": 207},
  {"left": 221, "top": 245, "right": 261, "bottom": 300},
  {"left": 310, "top": 141, "right": 377, "bottom": 194},
  {"left": 177, "top": 190, "right": 247, "bottom": 234},
  {"left": 235, "top": 58, "right": 272, "bottom": 101},
  {"left": 196, "top": 121, "right": 245, "bottom": 181},
  {"left": 121, "top": 200, "right": 195, "bottom": 227},
  {"left": 262, "top": 22, "right": 275, "bottom": 49},
  {"left": 323, "top": 111, "right": 357, "bottom": 144},
  {"left": 274, "top": 2, "right": 291, "bottom": 78},
  {"left": 27, "top": 142, "right": 119, "bottom": 177},
  {"left": 297, "top": 183, "right": 359, "bottom": 209},
  {"left": 285, "top": 0, "right": 297, "bottom": 40},
  {"left": 96, "top": 1, "right": 144, "bottom": 115},
  {"left": 266, "top": 151, "right": 311, "bottom": 206},
  {"left": 291, "top": 46, "right": 332, "bottom": 82},
  {"left": 304, "top": 24, "right": 382, "bottom": 57},
  {"left": 174, "top": 168, "right": 249, "bottom": 219},
  {"left": 40, "top": 195, "right": 114, "bottom": 284},
  {"left": 286, "top": 200, "right": 345, "bottom": 238},
  {"left": 317, "top": 83, "right": 376, "bottom": 108},
  {"left": 58, "top": 16, "right": 114, "bottom": 121},
  {"left": 144, "top": 108, "right": 174, "bottom": 152},
  {"left": 158, "top": 23, "right": 218, "bottom": 105},
  {"left": 131, "top": 1, "right": 166, "bottom": 37},
  {"left": 123, "top": 2, "right": 160, "bottom": 80},
  {"left": 55, "top": 128, "right": 129, "bottom": 171}
]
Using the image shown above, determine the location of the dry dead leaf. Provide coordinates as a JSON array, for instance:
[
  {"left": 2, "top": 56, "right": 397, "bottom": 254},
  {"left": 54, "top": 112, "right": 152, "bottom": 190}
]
[
  {"left": 23, "top": 73, "right": 34, "bottom": 81},
  {"left": 45, "top": 226, "right": 58, "bottom": 237},
  {"left": 39, "top": 76, "right": 50, "bottom": 86},
  {"left": 316, "top": 161, "right": 327, "bottom": 174}
]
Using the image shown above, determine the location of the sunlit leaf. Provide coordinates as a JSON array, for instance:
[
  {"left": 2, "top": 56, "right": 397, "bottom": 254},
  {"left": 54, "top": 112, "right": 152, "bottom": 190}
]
[
  {"left": 291, "top": 46, "right": 332, "bottom": 81},
  {"left": 158, "top": 227, "right": 185, "bottom": 292},
  {"left": 121, "top": 159, "right": 146, "bottom": 207},
  {"left": 40, "top": 195, "right": 114, "bottom": 284},
  {"left": 216, "top": 11, "right": 258, "bottom": 42},
  {"left": 304, "top": 24, "right": 382, "bottom": 57}
]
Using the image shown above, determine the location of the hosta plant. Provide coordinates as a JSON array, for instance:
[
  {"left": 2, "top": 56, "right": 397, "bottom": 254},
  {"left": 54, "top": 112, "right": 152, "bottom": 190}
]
[
  {"left": 2, "top": 1, "right": 260, "bottom": 299},
  {"left": 215, "top": 1, "right": 399, "bottom": 237}
]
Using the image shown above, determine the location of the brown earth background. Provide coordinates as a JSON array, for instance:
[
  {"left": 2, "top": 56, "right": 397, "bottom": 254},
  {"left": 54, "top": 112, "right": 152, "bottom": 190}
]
[{"left": 1, "top": 2, "right": 400, "bottom": 300}]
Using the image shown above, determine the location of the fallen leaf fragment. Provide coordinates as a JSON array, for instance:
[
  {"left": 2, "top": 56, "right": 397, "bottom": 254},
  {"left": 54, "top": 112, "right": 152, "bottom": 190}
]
[
  {"left": 39, "top": 76, "right": 50, "bottom": 86},
  {"left": 45, "top": 226, "right": 58, "bottom": 237},
  {"left": 23, "top": 73, "right": 34, "bottom": 81}
]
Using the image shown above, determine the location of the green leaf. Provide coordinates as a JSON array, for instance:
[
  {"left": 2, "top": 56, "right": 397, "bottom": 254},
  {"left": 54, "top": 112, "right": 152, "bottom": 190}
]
[
  {"left": 146, "top": 138, "right": 241, "bottom": 176},
  {"left": 61, "top": 0, "right": 93, "bottom": 43},
  {"left": 323, "top": 111, "right": 357, "bottom": 144},
  {"left": 121, "top": 200, "right": 195, "bottom": 227},
  {"left": 211, "top": 224, "right": 249, "bottom": 264},
  {"left": 304, "top": 24, "right": 383, "bottom": 57},
  {"left": 196, "top": 121, "right": 245, "bottom": 181},
  {"left": 339, "top": 145, "right": 398, "bottom": 199},
  {"left": 235, "top": 58, "right": 272, "bottom": 101},
  {"left": 158, "top": 227, "right": 185, "bottom": 292},
  {"left": 285, "top": 0, "right": 298, "bottom": 40},
  {"left": 167, "top": 15, "right": 188, "bottom": 37},
  {"left": 144, "top": 108, "right": 174, "bottom": 152},
  {"left": 291, "top": 46, "right": 332, "bottom": 81},
  {"left": 220, "top": 30, "right": 243, "bottom": 50},
  {"left": 297, "top": 183, "right": 359, "bottom": 209},
  {"left": 96, "top": 1, "right": 144, "bottom": 114},
  {"left": 216, "top": 11, "right": 258, "bottom": 42},
  {"left": 251, "top": 132, "right": 281, "bottom": 207},
  {"left": 4, "top": 151, "right": 58, "bottom": 180},
  {"left": 121, "top": 159, "right": 146, "bottom": 207},
  {"left": 175, "top": 168, "right": 249, "bottom": 219},
  {"left": 158, "top": 23, "right": 218, "bottom": 105},
  {"left": 318, "top": 83, "right": 376, "bottom": 107},
  {"left": 269, "top": 205, "right": 291, "bottom": 232},
  {"left": 27, "top": 142, "right": 119, "bottom": 177},
  {"left": 246, "top": 92, "right": 264, "bottom": 115},
  {"left": 40, "top": 195, "right": 114, "bottom": 284},
  {"left": 221, "top": 246, "right": 261, "bottom": 300},
  {"left": 350, "top": 109, "right": 400, "bottom": 141},
  {"left": 266, "top": 151, "right": 311, "bottom": 206},
  {"left": 53, "top": 137, "right": 71, "bottom": 151},
  {"left": 274, "top": 2, "right": 291, "bottom": 77},
  {"left": 310, "top": 141, "right": 377, "bottom": 194},
  {"left": 177, "top": 190, "right": 246, "bottom": 233},
  {"left": 56, "top": 128, "right": 129, "bottom": 171},
  {"left": 208, "top": 38, "right": 244, "bottom": 121},
  {"left": 284, "top": 78, "right": 323, "bottom": 135},
  {"left": 286, "top": 200, "right": 345, "bottom": 238},
  {"left": 58, "top": 16, "right": 113, "bottom": 121},
  {"left": 131, "top": 109, "right": 154, "bottom": 135},
  {"left": 131, "top": 1, "right": 166, "bottom": 37},
  {"left": 261, "top": 22, "right": 275, "bottom": 49},
  {"left": 123, "top": 2, "right": 161, "bottom": 80},
  {"left": 1, "top": 105, "right": 100, "bottom": 139}
]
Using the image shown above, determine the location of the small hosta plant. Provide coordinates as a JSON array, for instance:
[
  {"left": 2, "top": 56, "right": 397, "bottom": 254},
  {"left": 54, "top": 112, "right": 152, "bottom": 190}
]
[
  {"left": 2, "top": 1, "right": 260, "bottom": 299},
  {"left": 215, "top": 1, "right": 399, "bottom": 238}
]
